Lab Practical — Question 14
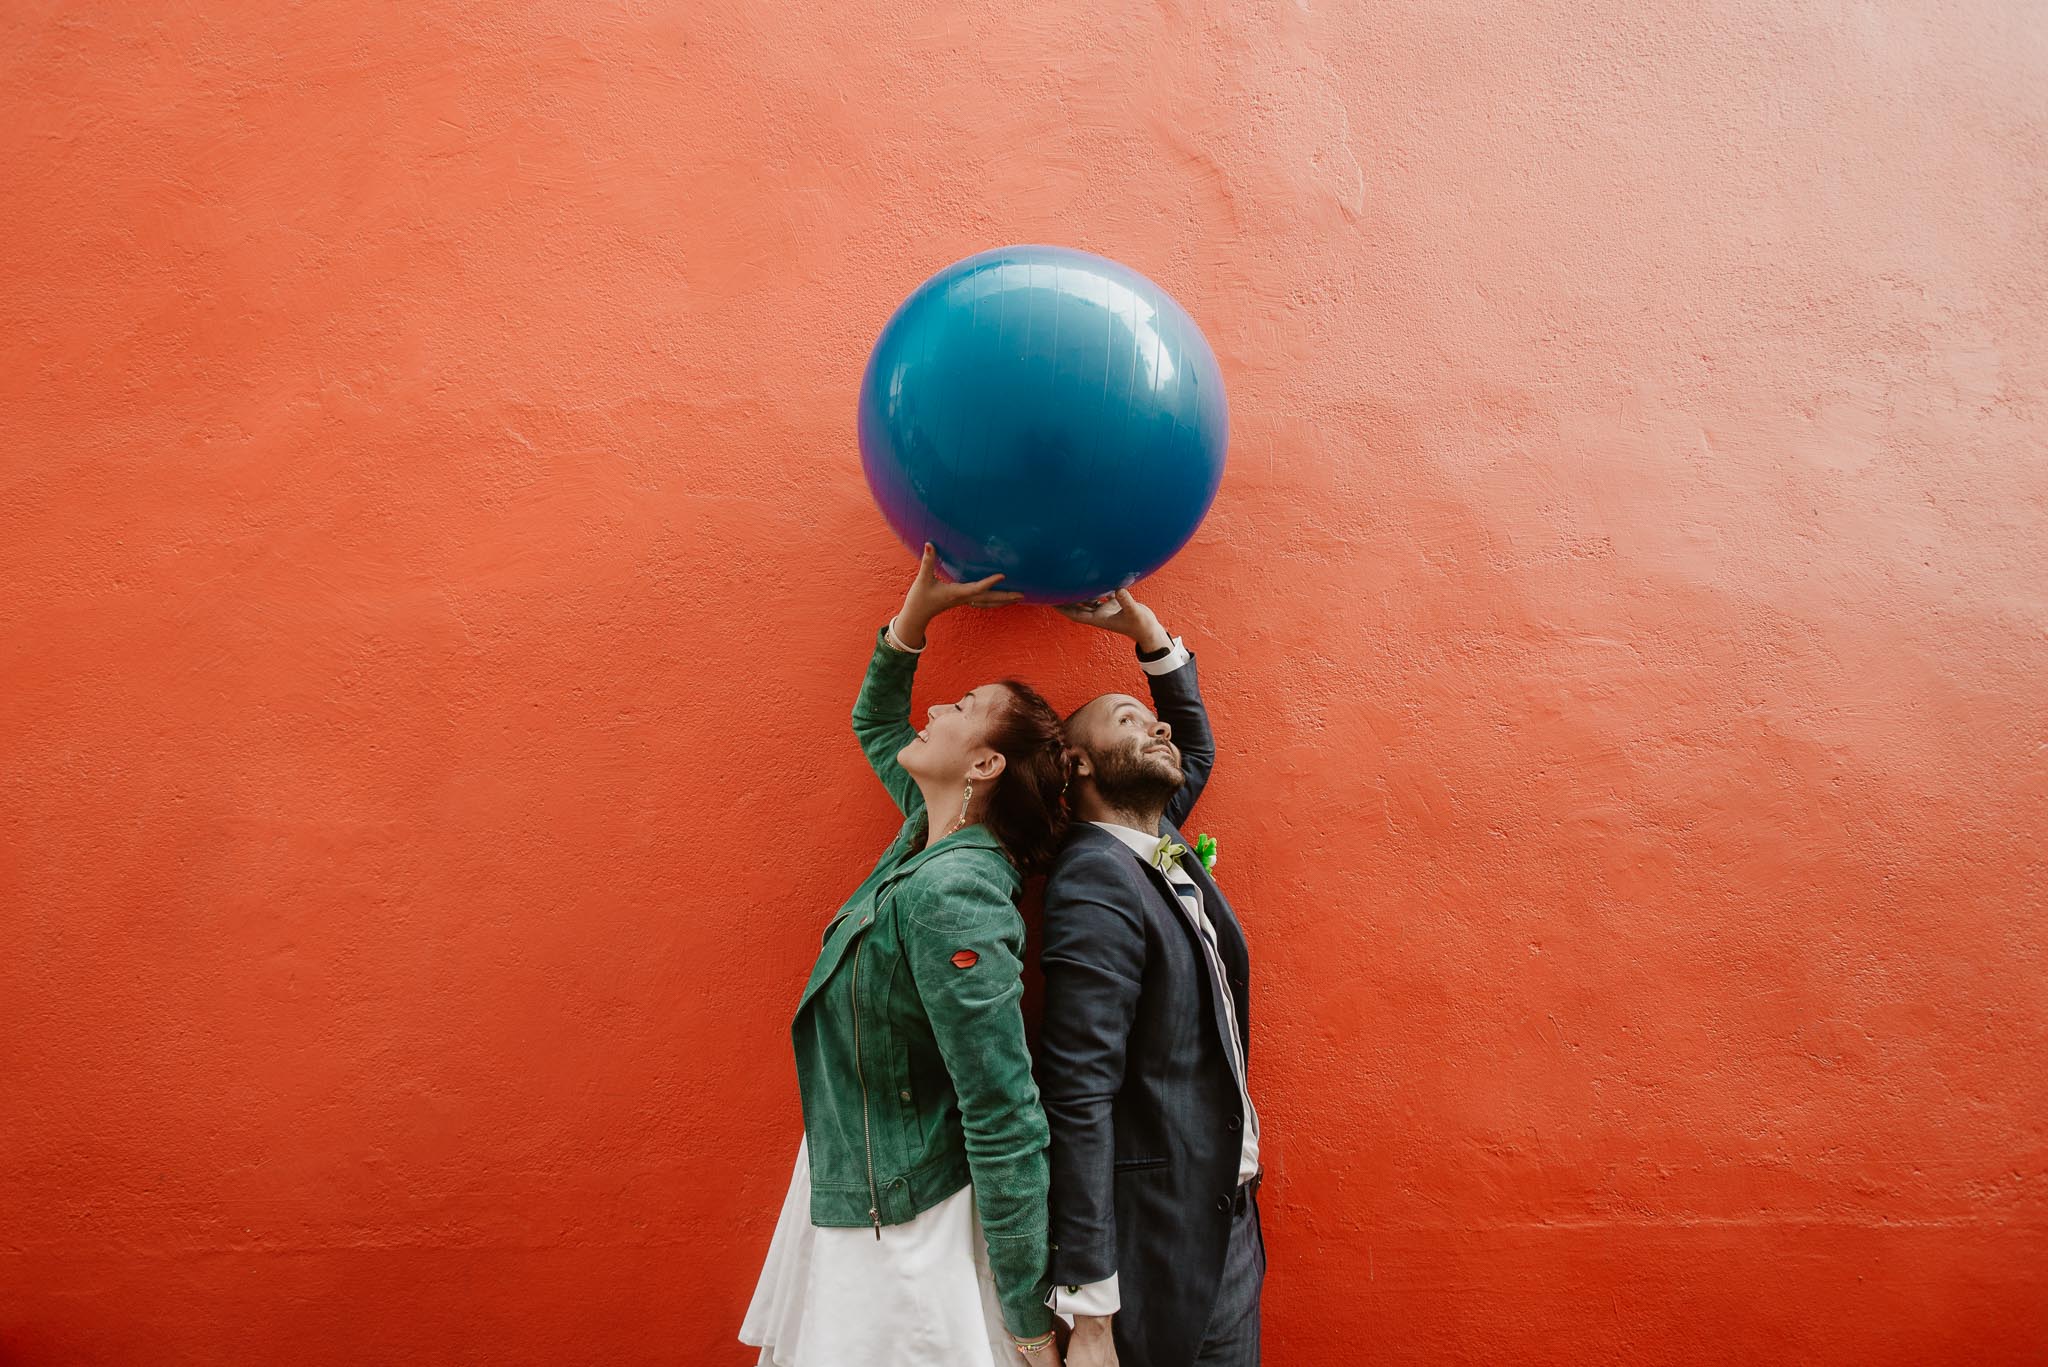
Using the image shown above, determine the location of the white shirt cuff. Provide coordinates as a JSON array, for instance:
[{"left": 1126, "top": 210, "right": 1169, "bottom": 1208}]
[
  {"left": 1046, "top": 1272, "right": 1121, "bottom": 1318},
  {"left": 1137, "top": 635, "right": 1190, "bottom": 676}
]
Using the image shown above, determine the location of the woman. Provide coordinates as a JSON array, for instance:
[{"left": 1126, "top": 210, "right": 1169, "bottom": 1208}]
[{"left": 741, "top": 545, "right": 1071, "bottom": 1366}]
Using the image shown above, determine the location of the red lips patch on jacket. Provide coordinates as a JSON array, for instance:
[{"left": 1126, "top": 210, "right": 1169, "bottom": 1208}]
[{"left": 950, "top": 949, "right": 979, "bottom": 969}]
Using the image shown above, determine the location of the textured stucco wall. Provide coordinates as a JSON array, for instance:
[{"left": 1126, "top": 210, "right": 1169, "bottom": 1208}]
[{"left": 3, "top": 1, "right": 2045, "bottom": 1363}]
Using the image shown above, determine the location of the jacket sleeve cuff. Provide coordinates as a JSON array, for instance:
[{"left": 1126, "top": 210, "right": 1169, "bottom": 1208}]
[
  {"left": 1046, "top": 1272, "right": 1121, "bottom": 1318},
  {"left": 1136, "top": 635, "right": 1189, "bottom": 676}
]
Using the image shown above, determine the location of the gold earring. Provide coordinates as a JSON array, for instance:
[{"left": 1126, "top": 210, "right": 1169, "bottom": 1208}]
[{"left": 950, "top": 779, "right": 973, "bottom": 836}]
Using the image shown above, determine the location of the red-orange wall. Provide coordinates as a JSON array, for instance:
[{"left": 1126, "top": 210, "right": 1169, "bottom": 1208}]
[{"left": 4, "top": 2, "right": 2045, "bottom": 1363}]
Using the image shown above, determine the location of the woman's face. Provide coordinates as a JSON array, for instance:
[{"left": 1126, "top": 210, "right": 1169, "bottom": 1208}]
[{"left": 898, "top": 683, "right": 1006, "bottom": 786}]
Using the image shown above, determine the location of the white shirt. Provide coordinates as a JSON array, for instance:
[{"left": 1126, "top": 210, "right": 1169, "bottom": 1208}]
[{"left": 1047, "top": 637, "right": 1261, "bottom": 1321}]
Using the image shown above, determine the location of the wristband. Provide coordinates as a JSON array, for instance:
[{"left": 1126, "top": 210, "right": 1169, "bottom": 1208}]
[{"left": 884, "top": 618, "right": 927, "bottom": 654}]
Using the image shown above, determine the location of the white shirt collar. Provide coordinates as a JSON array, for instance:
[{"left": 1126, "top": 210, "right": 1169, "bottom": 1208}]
[
  {"left": 1090, "top": 820, "right": 1162, "bottom": 850},
  {"left": 1091, "top": 820, "right": 1194, "bottom": 882}
]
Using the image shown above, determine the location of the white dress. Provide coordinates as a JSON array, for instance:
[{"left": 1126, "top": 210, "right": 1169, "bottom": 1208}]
[{"left": 739, "top": 1138, "right": 1016, "bottom": 1367}]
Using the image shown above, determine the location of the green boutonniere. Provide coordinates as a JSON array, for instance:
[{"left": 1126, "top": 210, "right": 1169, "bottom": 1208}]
[{"left": 1194, "top": 833, "right": 1219, "bottom": 873}]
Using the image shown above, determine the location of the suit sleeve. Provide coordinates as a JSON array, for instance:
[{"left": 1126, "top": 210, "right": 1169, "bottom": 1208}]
[
  {"left": 850, "top": 627, "right": 926, "bottom": 819},
  {"left": 901, "top": 863, "right": 1054, "bottom": 1339},
  {"left": 1039, "top": 855, "right": 1148, "bottom": 1287},
  {"left": 1141, "top": 644, "right": 1215, "bottom": 829}
]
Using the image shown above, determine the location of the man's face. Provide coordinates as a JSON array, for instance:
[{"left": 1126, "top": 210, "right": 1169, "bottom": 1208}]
[{"left": 1071, "top": 693, "right": 1183, "bottom": 809}]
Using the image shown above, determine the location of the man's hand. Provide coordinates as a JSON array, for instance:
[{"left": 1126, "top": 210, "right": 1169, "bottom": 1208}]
[
  {"left": 892, "top": 543, "right": 1023, "bottom": 649},
  {"left": 1055, "top": 589, "right": 1171, "bottom": 654},
  {"left": 1064, "top": 1315, "right": 1118, "bottom": 1367}
]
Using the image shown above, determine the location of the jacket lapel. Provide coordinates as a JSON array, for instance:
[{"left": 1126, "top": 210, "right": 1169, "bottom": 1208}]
[
  {"left": 1093, "top": 822, "right": 1245, "bottom": 1075},
  {"left": 795, "top": 825, "right": 1006, "bottom": 1018},
  {"left": 876, "top": 824, "right": 1005, "bottom": 893},
  {"left": 1165, "top": 821, "right": 1247, "bottom": 974},
  {"left": 1165, "top": 821, "right": 1250, "bottom": 1060}
]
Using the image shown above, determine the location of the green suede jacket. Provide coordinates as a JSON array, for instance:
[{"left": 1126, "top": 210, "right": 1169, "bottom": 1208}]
[{"left": 788, "top": 628, "right": 1053, "bottom": 1339}]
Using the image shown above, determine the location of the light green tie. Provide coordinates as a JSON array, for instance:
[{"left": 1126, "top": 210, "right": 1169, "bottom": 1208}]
[{"left": 1150, "top": 835, "right": 1188, "bottom": 875}]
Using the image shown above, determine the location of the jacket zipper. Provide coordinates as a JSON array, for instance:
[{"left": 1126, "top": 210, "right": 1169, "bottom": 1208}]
[{"left": 850, "top": 938, "right": 883, "bottom": 1239}]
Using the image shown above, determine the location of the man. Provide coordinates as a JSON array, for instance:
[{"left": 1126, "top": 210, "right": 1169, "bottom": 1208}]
[{"left": 1040, "top": 589, "right": 1264, "bottom": 1367}]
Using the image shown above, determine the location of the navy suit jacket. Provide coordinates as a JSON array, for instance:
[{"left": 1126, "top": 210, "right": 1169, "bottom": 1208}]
[{"left": 1039, "top": 648, "right": 1254, "bottom": 1367}]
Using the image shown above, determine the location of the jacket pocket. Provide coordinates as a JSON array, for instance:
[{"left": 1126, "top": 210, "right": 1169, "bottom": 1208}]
[{"left": 1112, "top": 1156, "right": 1168, "bottom": 1172}]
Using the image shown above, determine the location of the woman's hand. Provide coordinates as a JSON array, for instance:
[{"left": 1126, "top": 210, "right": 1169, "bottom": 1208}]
[
  {"left": 1014, "top": 1332, "right": 1066, "bottom": 1366},
  {"left": 1055, "top": 589, "right": 1171, "bottom": 654},
  {"left": 890, "top": 543, "right": 1023, "bottom": 650}
]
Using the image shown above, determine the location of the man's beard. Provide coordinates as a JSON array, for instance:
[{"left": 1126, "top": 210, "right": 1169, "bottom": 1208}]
[{"left": 1090, "top": 739, "right": 1184, "bottom": 813}]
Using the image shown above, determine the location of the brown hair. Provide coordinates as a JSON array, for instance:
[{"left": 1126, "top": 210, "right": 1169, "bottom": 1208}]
[{"left": 975, "top": 679, "right": 1075, "bottom": 874}]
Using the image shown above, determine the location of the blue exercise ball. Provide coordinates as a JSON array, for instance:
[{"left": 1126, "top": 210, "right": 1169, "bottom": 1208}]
[{"left": 857, "top": 245, "right": 1228, "bottom": 604}]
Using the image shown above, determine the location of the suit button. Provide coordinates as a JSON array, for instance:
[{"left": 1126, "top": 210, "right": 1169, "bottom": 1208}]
[
  {"left": 1217, "top": 1196, "right": 1231, "bottom": 1212},
  {"left": 1226, "top": 1117, "right": 1241, "bottom": 1131},
  {"left": 899, "top": 1089, "right": 912, "bottom": 1101}
]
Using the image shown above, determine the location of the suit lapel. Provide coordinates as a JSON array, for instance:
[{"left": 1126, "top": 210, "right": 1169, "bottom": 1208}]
[
  {"left": 1165, "top": 822, "right": 1246, "bottom": 970},
  {"left": 1086, "top": 822, "right": 1245, "bottom": 1076},
  {"left": 1163, "top": 820, "right": 1250, "bottom": 1057}
]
